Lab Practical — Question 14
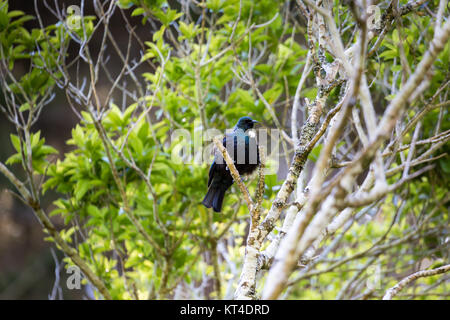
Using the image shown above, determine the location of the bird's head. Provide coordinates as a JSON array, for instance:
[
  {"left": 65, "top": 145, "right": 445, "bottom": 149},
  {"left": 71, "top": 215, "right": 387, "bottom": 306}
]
[{"left": 234, "top": 116, "right": 258, "bottom": 132}]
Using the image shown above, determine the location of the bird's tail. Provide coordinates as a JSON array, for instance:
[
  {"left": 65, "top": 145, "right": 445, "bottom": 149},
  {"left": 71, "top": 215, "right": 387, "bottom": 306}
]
[{"left": 202, "top": 186, "right": 226, "bottom": 213}]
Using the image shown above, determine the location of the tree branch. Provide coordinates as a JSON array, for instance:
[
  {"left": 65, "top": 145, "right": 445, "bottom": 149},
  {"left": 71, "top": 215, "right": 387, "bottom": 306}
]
[{"left": 383, "top": 264, "right": 450, "bottom": 300}]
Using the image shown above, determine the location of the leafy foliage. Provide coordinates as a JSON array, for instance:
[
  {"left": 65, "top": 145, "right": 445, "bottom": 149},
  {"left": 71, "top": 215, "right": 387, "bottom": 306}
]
[{"left": 0, "top": 0, "right": 448, "bottom": 300}]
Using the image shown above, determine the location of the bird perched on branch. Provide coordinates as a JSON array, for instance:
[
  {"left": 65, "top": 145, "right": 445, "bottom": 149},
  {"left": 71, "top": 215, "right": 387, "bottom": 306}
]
[{"left": 202, "top": 116, "right": 260, "bottom": 212}]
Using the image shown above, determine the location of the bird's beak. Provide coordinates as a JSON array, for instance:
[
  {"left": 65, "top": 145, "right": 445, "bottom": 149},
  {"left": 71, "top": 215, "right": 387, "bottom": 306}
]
[{"left": 252, "top": 120, "right": 259, "bottom": 124}]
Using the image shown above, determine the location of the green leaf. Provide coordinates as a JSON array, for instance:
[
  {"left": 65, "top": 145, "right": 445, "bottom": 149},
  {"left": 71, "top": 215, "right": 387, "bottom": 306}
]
[
  {"left": 10, "top": 134, "right": 21, "bottom": 152},
  {"left": 379, "top": 49, "right": 398, "bottom": 60},
  {"left": 19, "top": 102, "right": 31, "bottom": 112},
  {"left": 40, "top": 145, "right": 58, "bottom": 156},
  {"left": 7, "top": 10, "right": 24, "bottom": 19},
  {"left": 87, "top": 205, "right": 102, "bottom": 217},
  {"left": 0, "top": 10, "right": 10, "bottom": 31},
  {"left": 5, "top": 153, "right": 21, "bottom": 165},
  {"left": 263, "top": 83, "right": 283, "bottom": 104},
  {"left": 131, "top": 8, "right": 144, "bottom": 17},
  {"left": 206, "top": 0, "right": 225, "bottom": 12},
  {"left": 74, "top": 180, "right": 92, "bottom": 201}
]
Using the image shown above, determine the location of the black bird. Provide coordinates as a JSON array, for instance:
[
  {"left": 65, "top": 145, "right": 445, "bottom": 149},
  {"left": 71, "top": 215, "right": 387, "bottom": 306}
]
[{"left": 202, "top": 116, "right": 260, "bottom": 212}]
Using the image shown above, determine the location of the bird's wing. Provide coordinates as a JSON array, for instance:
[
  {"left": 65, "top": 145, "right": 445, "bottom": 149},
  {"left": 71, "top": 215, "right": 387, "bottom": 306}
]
[
  {"left": 207, "top": 160, "right": 215, "bottom": 187},
  {"left": 208, "top": 136, "right": 227, "bottom": 187}
]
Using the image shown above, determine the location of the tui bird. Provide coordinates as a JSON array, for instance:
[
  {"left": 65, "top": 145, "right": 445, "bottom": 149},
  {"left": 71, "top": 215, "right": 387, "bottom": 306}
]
[{"left": 202, "top": 116, "right": 260, "bottom": 212}]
